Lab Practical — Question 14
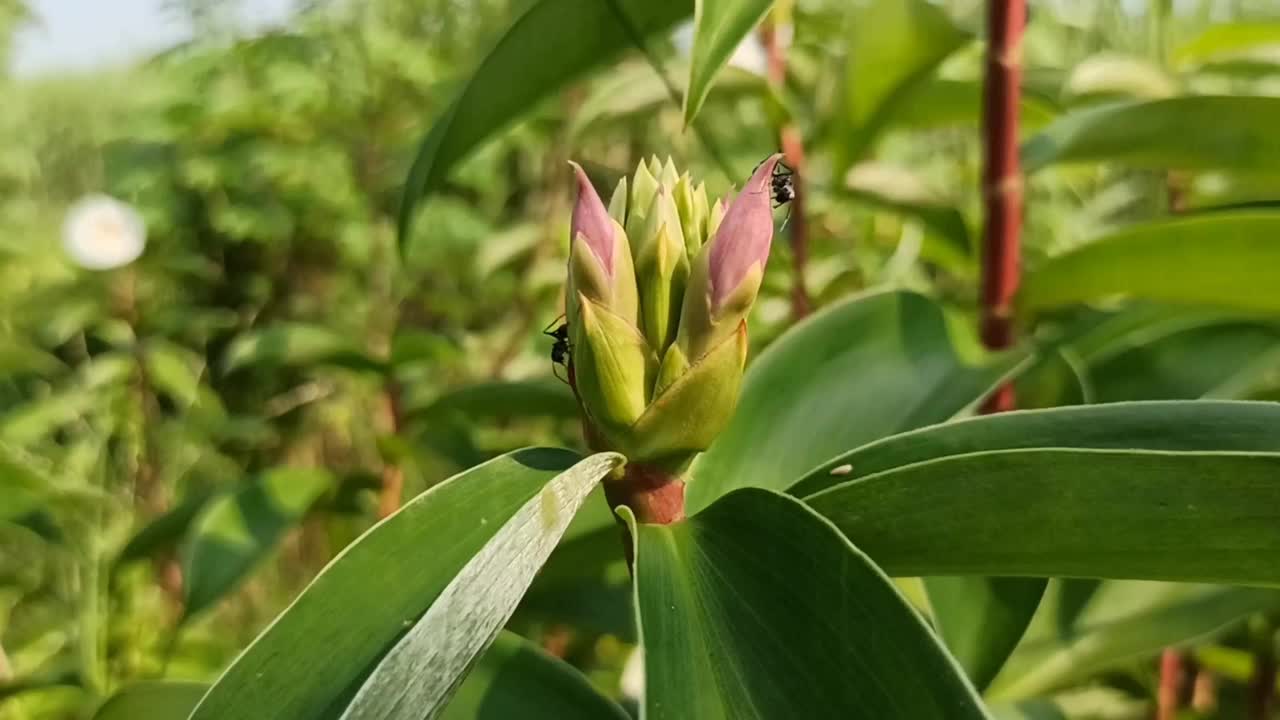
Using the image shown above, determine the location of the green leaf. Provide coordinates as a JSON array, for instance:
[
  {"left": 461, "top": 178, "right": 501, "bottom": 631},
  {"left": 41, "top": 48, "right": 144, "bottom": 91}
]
[
  {"left": 398, "top": 0, "right": 693, "bottom": 250},
  {"left": 925, "top": 577, "right": 1046, "bottom": 692},
  {"left": 791, "top": 399, "right": 1280, "bottom": 498},
  {"left": 1018, "top": 211, "right": 1280, "bottom": 316},
  {"left": 221, "top": 323, "right": 380, "bottom": 374},
  {"left": 682, "top": 0, "right": 773, "bottom": 126},
  {"left": 190, "top": 449, "right": 621, "bottom": 720},
  {"left": 115, "top": 489, "right": 215, "bottom": 567},
  {"left": 337, "top": 453, "right": 619, "bottom": 720},
  {"left": 1088, "top": 322, "right": 1280, "bottom": 402},
  {"left": 844, "top": 162, "right": 970, "bottom": 259},
  {"left": 835, "top": 0, "right": 970, "bottom": 172},
  {"left": 805, "top": 423, "right": 1280, "bottom": 582},
  {"left": 440, "top": 631, "right": 629, "bottom": 720},
  {"left": 886, "top": 78, "right": 1058, "bottom": 135},
  {"left": 143, "top": 340, "right": 205, "bottom": 407},
  {"left": 989, "top": 580, "right": 1280, "bottom": 700},
  {"left": 1175, "top": 22, "right": 1280, "bottom": 68},
  {"left": 627, "top": 488, "right": 990, "bottom": 719},
  {"left": 1022, "top": 96, "right": 1280, "bottom": 173},
  {"left": 182, "top": 468, "right": 334, "bottom": 619},
  {"left": 92, "top": 635, "right": 628, "bottom": 720},
  {"left": 92, "top": 681, "right": 208, "bottom": 720},
  {"left": 408, "top": 379, "right": 577, "bottom": 422},
  {"left": 688, "top": 290, "right": 1022, "bottom": 513}
]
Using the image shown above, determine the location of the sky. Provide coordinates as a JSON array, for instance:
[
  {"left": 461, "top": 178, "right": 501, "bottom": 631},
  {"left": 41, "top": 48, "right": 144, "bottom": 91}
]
[{"left": 13, "top": 0, "right": 294, "bottom": 76}]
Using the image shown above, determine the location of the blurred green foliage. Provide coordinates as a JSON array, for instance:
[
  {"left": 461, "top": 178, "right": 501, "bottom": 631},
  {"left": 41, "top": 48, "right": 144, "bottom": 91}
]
[{"left": 2, "top": 0, "right": 1280, "bottom": 717}]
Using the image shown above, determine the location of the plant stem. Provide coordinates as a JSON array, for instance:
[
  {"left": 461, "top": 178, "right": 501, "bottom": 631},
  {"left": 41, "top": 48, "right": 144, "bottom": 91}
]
[
  {"left": 1250, "top": 617, "right": 1277, "bottom": 720},
  {"left": 1158, "top": 648, "right": 1184, "bottom": 720},
  {"left": 979, "top": 0, "right": 1026, "bottom": 414},
  {"left": 603, "top": 462, "right": 685, "bottom": 527},
  {"left": 761, "top": 17, "right": 810, "bottom": 320},
  {"left": 376, "top": 380, "right": 405, "bottom": 519}
]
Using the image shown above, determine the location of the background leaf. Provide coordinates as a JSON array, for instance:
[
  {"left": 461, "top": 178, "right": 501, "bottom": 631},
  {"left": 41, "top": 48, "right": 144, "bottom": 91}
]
[
  {"left": 683, "top": 0, "right": 773, "bottom": 126},
  {"left": 439, "top": 631, "right": 629, "bottom": 720},
  {"left": 989, "top": 580, "right": 1280, "bottom": 700},
  {"left": 1018, "top": 211, "right": 1280, "bottom": 316},
  {"left": 182, "top": 467, "right": 334, "bottom": 619},
  {"left": 835, "top": 0, "right": 969, "bottom": 171},
  {"left": 688, "top": 290, "right": 1021, "bottom": 513},
  {"left": 222, "top": 323, "right": 380, "bottom": 374},
  {"left": 1022, "top": 96, "right": 1280, "bottom": 173},
  {"left": 925, "top": 577, "right": 1046, "bottom": 692},
  {"left": 398, "top": 0, "right": 694, "bottom": 248},
  {"left": 91, "top": 681, "right": 208, "bottom": 720},
  {"left": 628, "top": 488, "right": 990, "bottom": 720},
  {"left": 190, "top": 449, "right": 620, "bottom": 720}
]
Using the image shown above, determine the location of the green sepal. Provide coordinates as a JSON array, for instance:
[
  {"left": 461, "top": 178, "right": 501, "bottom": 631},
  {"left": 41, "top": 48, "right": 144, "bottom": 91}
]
[
  {"left": 608, "top": 176, "right": 628, "bottom": 226},
  {"left": 652, "top": 342, "right": 690, "bottom": 399},
  {"left": 673, "top": 173, "right": 701, "bottom": 256},
  {"left": 627, "top": 160, "right": 660, "bottom": 240},
  {"left": 572, "top": 294, "right": 655, "bottom": 435},
  {"left": 623, "top": 322, "right": 747, "bottom": 463},
  {"left": 636, "top": 222, "right": 689, "bottom": 357}
]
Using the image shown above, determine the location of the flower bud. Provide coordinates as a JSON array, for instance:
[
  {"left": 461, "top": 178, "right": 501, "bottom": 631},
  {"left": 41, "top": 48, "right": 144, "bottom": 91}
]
[
  {"left": 561, "top": 155, "right": 778, "bottom": 467},
  {"left": 608, "top": 176, "right": 628, "bottom": 225},
  {"left": 568, "top": 162, "right": 639, "bottom": 326},
  {"left": 634, "top": 189, "right": 689, "bottom": 353},
  {"left": 676, "top": 154, "right": 781, "bottom": 360},
  {"left": 572, "top": 293, "right": 654, "bottom": 435},
  {"left": 626, "top": 160, "right": 661, "bottom": 241}
]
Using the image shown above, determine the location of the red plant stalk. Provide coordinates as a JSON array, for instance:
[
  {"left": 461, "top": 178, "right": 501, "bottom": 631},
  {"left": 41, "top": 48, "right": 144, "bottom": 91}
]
[
  {"left": 1158, "top": 648, "right": 1184, "bottom": 720},
  {"left": 979, "top": 0, "right": 1026, "bottom": 415}
]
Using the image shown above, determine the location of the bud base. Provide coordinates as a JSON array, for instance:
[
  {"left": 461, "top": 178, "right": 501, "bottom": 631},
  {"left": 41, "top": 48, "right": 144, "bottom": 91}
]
[{"left": 605, "top": 461, "right": 686, "bottom": 526}]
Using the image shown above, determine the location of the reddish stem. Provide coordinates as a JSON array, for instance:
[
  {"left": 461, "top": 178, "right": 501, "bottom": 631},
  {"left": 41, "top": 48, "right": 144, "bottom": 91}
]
[
  {"left": 979, "top": 0, "right": 1026, "bottom": 414},
  {"left": 761, "top": 20, "right": 811, "bottom": 320},
  {"left": 1158, "top": 648, "right": 1184, "bottom": 720},
  {"left": 1250, "top": 642, "right": 1276, "bottom": 719}
]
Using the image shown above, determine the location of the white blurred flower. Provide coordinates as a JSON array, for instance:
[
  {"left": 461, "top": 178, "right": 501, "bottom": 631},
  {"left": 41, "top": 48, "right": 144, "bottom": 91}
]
[
  {"left": 620, "top": 647, "right": 644, "bottom": 703},
  {"left": 62, "top": 195, "right": 147, "bottom": 270}
]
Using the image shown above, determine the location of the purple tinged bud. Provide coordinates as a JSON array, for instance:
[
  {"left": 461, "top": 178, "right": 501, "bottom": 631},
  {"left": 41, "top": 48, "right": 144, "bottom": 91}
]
[
  {"left": 707, "top": 154, "right": 781, "bottom": 309},
  {"left": 570, "top": 161, "right": 615, "bottom": 276}
]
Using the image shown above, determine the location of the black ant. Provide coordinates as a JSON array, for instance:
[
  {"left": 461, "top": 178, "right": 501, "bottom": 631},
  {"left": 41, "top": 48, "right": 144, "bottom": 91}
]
[
  {"left": 754, "top": 155, "right": 795, "bottom": 229},
  {"left": 544, "top": 317, "right": 571, "bottom": 383}
]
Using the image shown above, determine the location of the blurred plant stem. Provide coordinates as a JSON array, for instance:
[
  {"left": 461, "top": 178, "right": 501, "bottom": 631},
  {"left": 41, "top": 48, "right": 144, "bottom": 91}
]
[
  {"left": 761, "top": 9, "right": 810, "bottom": 321},
  {"left": 113, "top": 268, "right": 185, "bottom": 611},
  {"left": 978, "top": 0, "right": 1026, "bottom": 414},
  {"left": 1158, "top": 648, "right": 1185, "bottom": 720},
  {"left": 376, "top": 380, "right": 405, "bottom": 519},
  {"left": 1249, "top": 615, "right": 1276, "bottom": 719}
]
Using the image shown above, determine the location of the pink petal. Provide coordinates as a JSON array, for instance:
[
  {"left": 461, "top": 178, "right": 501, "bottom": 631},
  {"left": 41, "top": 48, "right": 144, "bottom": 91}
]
[
  {"left": 709, "top": 154, "right": 782, "bottom": 308},
  {"left": 569, "top": 161, "right": 615, "bottom": 276}
]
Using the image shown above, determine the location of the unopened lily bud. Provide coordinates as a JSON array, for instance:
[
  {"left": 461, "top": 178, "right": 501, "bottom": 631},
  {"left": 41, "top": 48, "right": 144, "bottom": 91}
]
[
  {"left": 608, "top": 176, "right": 628, "bottom": 225},
  {"left": 659, "top": 157, "right": 680, "bottom": 190},
  {"left": 647, "top": 155, "right": 663, "bottom": 180},
  {"left": 634, "top": 189, "right": 689, "bottom": 353},
  {"left": 627, "top": 160, "right": 661, "bottom": 241},
  {"left": 676, "top": 154, "right": 781, "bottom": 360},
  {"left": 568, "top": 162, "right": 639, "bottom": 325},
  {"left": 572, "top": 294, "right": 654, "bottom": 436},
  {"left": 706, "top": 195, "right": 725, "bottom": 241},
  {"left": 672, "top": 173, "right": 700, "bottom": 257}
]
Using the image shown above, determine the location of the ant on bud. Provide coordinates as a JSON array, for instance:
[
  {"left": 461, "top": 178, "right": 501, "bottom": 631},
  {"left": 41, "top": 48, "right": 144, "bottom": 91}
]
[
  {"left": 754, "top": 154, "right": 796, "bottom": 229},
  {"left": 544, "top": 317, "right": 571, "bottom": 383}
]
